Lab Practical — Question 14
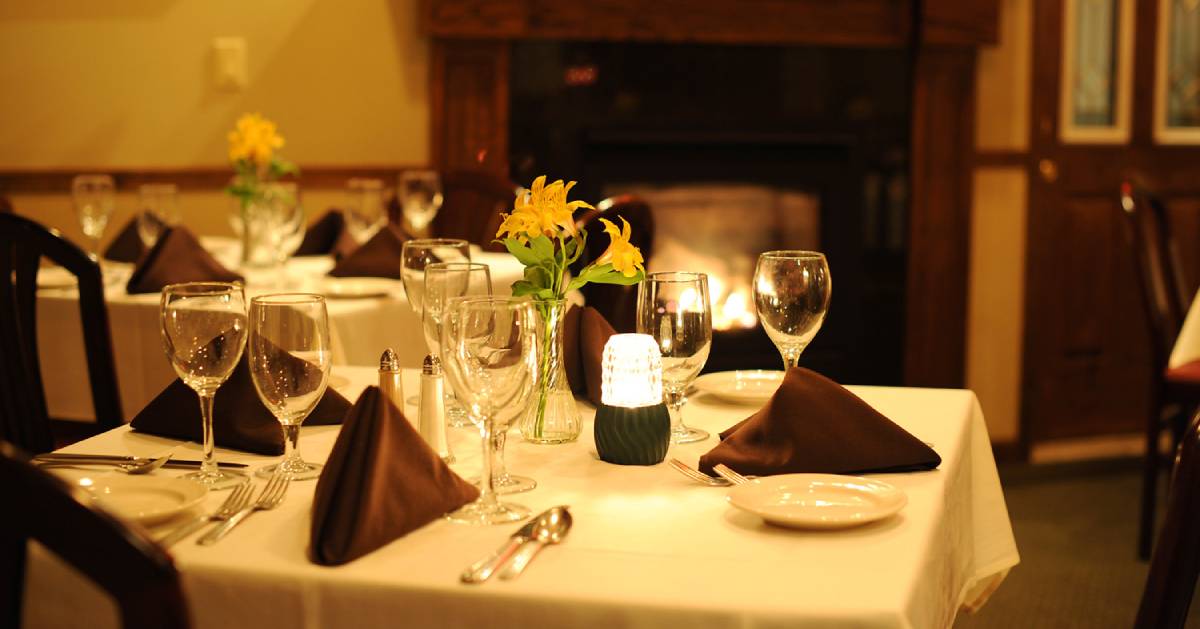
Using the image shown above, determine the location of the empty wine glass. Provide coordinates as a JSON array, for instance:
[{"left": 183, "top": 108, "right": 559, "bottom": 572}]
[
  {"left": 160, "top": 282, "right": 248, "bottom": 489},
  {"left": 753, "top": 250, "right": 831, "bottom": 370},
  {"left": 136, "top": 183, "right": 180, "bottom": 248},
  {"left": 72, "top": 174, "right": 115, "bottom": 260},
  {"left": 248, "top": 293, "right": 330, "bottom": 480},
  {"left": 401, "top": 238, "right": 470, "bottom": 402},
  {"left": 398, "top": 170, "right": 443, "bottom": 236},
  {"left": 637, "top": 272, "right": 713, "bottom": 444},
  {"left": 441, "top": 297, "right": 539, "bottom": 525},
  {"left": 344, "top": 178, "right": 387, "bottom": 243},
  {"left": 268, "top": 183, "right": 305, "bottom": 287}
]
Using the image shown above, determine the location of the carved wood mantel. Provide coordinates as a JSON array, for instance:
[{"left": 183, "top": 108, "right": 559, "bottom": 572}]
[{"left": 421, "top": 0, "right": 999, "bottom": 387}]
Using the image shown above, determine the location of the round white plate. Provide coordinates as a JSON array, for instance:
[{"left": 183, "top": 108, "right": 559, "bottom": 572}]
[
  {"left": 693, "top": 370, "right": 785, "bottom": 404},
  {"left": 727, "top": 474, "right": 907, "bottom": 529},
  {"left": 81, "top": 476, "right": 207, "bottom": 524},
  {"left": 320, "top": 277, "right": 400, "bottom": 299}
]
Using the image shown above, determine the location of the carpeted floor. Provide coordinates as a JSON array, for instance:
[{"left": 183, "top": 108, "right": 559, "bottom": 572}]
[{"left": 953, "top": 458, "right": 1196, "bottom": 629}]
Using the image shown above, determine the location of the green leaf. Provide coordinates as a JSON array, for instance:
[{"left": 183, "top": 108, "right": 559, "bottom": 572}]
[
  {"left": 510, "top": 280, "right": 541, "bottom": 297},
  {"left": 504, "top": 239, "right": 542, "bottom": 267},
  {"left": 529, "top": 235, "right": 555, "bottom": 261},
  {"left": 583, "top": 265, "right": 644, "bottom": 286},
  {"left": 523, "top": 265, "right": 552, "bottom": 290},
  {"left": 565, "top": 276, "right": 588, "bottom": 293}
]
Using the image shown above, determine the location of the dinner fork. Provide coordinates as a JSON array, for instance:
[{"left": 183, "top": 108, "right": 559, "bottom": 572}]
[
  {"left": 197, "top": 473, "right": 290, "bottom": 545},
  {"left": 712, "top": 464, "right": 752, "bottom": 485},
  {"left": 159, "top": 481, "right": 253, "bottom": 547},
  {"left": 667, "top": 458, "right": 732, "bottom": 486}
]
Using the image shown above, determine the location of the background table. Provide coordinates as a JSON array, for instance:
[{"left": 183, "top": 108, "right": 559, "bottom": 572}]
[
  {"left": 23, "top": 367, "right": 1019, "bottom": 629},
  {"left": 36, "top": 246, "right": 525, "bottom": 421},
  {"left": 1171, "top": 288, "right": 1200, "bottom": 368}
]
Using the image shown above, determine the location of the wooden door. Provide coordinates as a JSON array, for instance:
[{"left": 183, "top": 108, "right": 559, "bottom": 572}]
[{"left": 1024, "top": 0, "right": 1200, "bottom": 446}]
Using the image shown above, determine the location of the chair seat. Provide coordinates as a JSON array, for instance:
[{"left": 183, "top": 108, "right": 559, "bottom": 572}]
[{"left": 1166, "top": 360, "right": 1200, "bottom": 399}]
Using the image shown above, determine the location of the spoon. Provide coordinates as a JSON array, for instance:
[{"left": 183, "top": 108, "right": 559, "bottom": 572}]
[
  {"left": 37, "top": 453, "right": 173, "bottom": 475},
  {"left": 497, "top": 506, "right": 573, "bottom": 580}
]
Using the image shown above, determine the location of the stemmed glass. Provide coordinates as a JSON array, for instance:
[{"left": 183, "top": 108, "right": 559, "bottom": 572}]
[
  {"left": 637, "top": 272, "right": 713, "bottom": 444},
  {"left": 136, "top": 183, "right": 180, "bottom": 249},
  {"left": 398, "top": 170, "right": 443, "bottom": 236},
  {"left": 345, "top": 178, "right": 387, "bottom": 243},
  {"left": 424, "top": 261, "right": 493, "bottom": 428},
  {"left": 269, "top": 183, "right": 305, "bottom": 287},
  {"left": 160, "top": 282, "right": 248, "bottom": 489},
  {"left": 72, "top": 174, "right": 115, "bottom": 260},
  {"left": 401, "top": 238, "right": 470, "bottom": 404},
  {"left": 441, "top": 297, "right": 539, "bottom": 525},
  {"left": 247, "top": 293, "right": 331, "bottom": 480},
  {"left": 753, "top": 251, "right": 832, "bottom": 369}
]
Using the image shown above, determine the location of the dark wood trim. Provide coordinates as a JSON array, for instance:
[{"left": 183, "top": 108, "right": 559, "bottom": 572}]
[
  {"left": 973, "top": 150, "right": 1030, "bottom": 168},
  {"left": 430, "top": 40, "right": 510, "bottom": 175},
  {"left": 0, "top": 165, "right": 427, "bottom": 194},
  {"left": 991, "top": 440, "right": 1028, "bottom": 463}
]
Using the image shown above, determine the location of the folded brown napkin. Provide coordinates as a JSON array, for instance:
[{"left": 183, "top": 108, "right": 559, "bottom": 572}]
[
  {"left": 295, "top": 209, "right": 358, "bottom": 258},
  {"left": 698, "top": 367, "right": 941, "bottom": 476},
  {"left": 562, "top": 305, "right": 617, "bottom": 405},
  {"left": 310, "top": 386, "right": 479, "bottom": 566},
  {"left": 327, "top": 224, "right": 409, "bottom": 279},
  {"left": 102, "top": 216, "right": 146, "bottom": 263},
  {"left": 130, "top": 343, "right": 350, "bottom": 455},
  {"left": 125, "top": 227, "right": 242, "bottom": 294}
]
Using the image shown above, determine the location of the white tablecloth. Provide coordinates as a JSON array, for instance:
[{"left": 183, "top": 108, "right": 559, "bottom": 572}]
[
  {"left": 1170, "top": 288, "right": 1200, "bottom": 368},
  {"left": 35, "top": 249, "right": 525, "bottom": 422},
  {"left": 22, "top": 367, "right": 1019, "bottom": 629}
]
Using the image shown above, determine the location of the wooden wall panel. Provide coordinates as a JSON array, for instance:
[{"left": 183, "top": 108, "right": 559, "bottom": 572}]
[{"left": 431, "top": 41, "right": 509, "bottom": 175}]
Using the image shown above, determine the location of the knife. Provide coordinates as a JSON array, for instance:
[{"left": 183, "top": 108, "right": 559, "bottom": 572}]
[
  {"left": 460, "top": 508, "right": 555, "bottom": 584},
  {"left": 33, "top": 453, "right": 249, "bottom": 469}
]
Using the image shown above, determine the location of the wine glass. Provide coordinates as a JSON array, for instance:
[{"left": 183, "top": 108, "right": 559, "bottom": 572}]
[
  {"left": 424, "top": 261, "right": 494, "bottom": 430},
  {"left": 401, "top": 238, "right": 471, "bottom": 401},
  {"left": 159, "top": 282, "right": 248, "bottom": 489},
  {"left": 636, "top": 272, "right": 713, "bottom": 444},
  {"left": 398, "top": 170, "right": 443, "bottom": 236},
  {"left": 247, "top": 293, "right": 331, "bottom": 480},
  {"left": 72, "top": 174, "right": 115, "bottom": 260},
  {"left": 136, "top": 183, "right": 180, "bottom": 249},
  {"left": 441, "top": 296, "right": 539, "bottom": 524},
  {"left": 344, "top": 178, "right": 387, "bottom": 243},
  {"left": 753, "top": 250, "right": 831, "bottom": 369},
  {"left": 268, "top": 183, "right": 305, "bottom": 287}
]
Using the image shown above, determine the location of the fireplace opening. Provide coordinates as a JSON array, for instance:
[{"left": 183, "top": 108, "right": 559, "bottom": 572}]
[{"left": 510, "top": 42, "right": 910, "bottom": 384}]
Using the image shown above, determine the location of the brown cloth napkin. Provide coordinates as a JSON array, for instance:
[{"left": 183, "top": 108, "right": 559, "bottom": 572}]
[
  {"left": 310, "top": 386, "right": 479, "bottom": 566},
  {"left": 327, "top": 224, "right": 409, "bottom": 279},
  {"left": 102, "top": 216, "right": 146, "bottom": 263},
  {"left": 698, "top": 367, "right": 941, "bottom": 477},
  {"left": 562, "top": 305, "right": 617, "bottom": 405},
  {"left": 125, "top": 227, "right": 242, "bottom": 294},
  {"left": 295, "top": 209, "right": 358, "bottom": 258},
  {"left": 130, "top": 347, "right": 350, "bottom": 455}
]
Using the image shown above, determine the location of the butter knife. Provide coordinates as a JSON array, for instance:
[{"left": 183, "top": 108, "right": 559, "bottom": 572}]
[
  {"left": 34, "top": 453, "right": 248, "bottom": 469},
  {"left": 461, "top": 509, "right": 552, "bottom": 584}
]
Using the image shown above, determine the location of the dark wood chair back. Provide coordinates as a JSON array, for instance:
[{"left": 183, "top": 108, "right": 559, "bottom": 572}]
[
  {"left": 0, "top": 441, "right": 189, "bottom": 629},
  {"left": 0, "top": 214, "right": 123, "bottom": 453},
  {"left": 1136, "top": 410, "right": 1200, "bottom": 629},
  {"left": 431, "top": 170, "right": 519, "bottom": 251},
  {"left": 573, "top": 194, "right": 656, "bottom": 333},
  {"left": 0, "top": 196, "right": 13, "bottom": 214},
  {"left": 1120, "top": 182, "right": 1190, "bottom": 370}
]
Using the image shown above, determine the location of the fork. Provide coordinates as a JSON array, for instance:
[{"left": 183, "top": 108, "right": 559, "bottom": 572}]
[
  {"left": 667, "top": 458, "right": 732, "bottom": 486},
  {"left": 197, "top": 473, "right": 291, "bottom": 545},
  {"left": 712, "top": 464, "right": 752, "bottom": 485},
  {"left": 159, "top": 481, "right": 252, "bottom": 547}
]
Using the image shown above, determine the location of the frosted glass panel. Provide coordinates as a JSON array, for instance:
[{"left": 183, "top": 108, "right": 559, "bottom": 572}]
[
  {"left": 1071, "top": 0, "right": 1119, "bottom": 126},
  {"left": 1166, "top": 0, "right": 1200, "bottom": 127}
]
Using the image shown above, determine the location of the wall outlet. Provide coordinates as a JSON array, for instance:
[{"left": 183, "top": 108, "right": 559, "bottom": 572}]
[{"left": 211, "top": 37, "right": 247, "bottom": 91}]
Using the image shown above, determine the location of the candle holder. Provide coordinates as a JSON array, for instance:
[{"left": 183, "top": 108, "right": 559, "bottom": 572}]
[{"left": 593, "top": 334, "right": 671, "bottom": 466}]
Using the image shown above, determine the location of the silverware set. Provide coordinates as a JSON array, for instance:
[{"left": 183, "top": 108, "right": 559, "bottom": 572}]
[
  {"left": 198, "top": 473, "right": 291, "bottom": 545},
  {"left": 461, "top": 505, "right": 572, "bottom": 584},
  {"left": 32, "top": 452, "right": 250, "bottom": 472},
  {"left": 667, "top": 458, "right": 755, "bottom": 486}
]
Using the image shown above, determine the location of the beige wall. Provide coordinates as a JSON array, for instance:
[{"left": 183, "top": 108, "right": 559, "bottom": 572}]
[
  {"left": 0, "top": 0, "right": 430, "bottom": 242},
  {"left": 966, "top": 0, "right": 1032, "bottom": 444}
]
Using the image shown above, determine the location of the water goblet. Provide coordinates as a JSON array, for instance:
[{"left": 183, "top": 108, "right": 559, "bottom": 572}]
[
  {"left": 344, "top": 178, "right": 387, "bottom": 243},
  {"left": 401, "top": 238, "right": 470, "bottom": 403},
  {"left": 159, "top": 282, "right": 248, "bottom": 489},
  {"left": 398, "top": 170, "right": 443, "bottom": 236},
  {"left": 424, "top": 262, "right": 493, "bottom": 428},
  {"left": 441, "top": 297, "right": 540, "bottom": 525},
  {"left": 248, "top": 293, "right": 331, "bottom": 480},
  {"left": 636, "top": 272, "right": 713, "bottom": 444},
  {"left": 136, "top": 183, "right": 180, "bottom": 249},
  {"left": 752, "top": 250, "right": 831, "bottom": 369},
  {"left": 72, "top": 174, "right": 115, "bottom": 260}
]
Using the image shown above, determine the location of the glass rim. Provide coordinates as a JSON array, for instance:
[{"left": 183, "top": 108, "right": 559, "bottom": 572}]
[
  {"left": 403, "top": 238, "right": 468, "bottom": 248},
  {"left": 425, "top": 261, "right": 490, "bottom": 272},
  {"left": 161, "top": 281, "right": 244, "bottom": 296},
  {"left": 759, "top": 250, "right": 826, "bottom": 260},
  {"left": 250, "top": 292, "right": 326, "bottom": 306},
  {"left": 643, "top": 271, "right": 709, "bottom": 283},
  {"left": 447, "top": 295, "right": 534, "bottom": 309}
]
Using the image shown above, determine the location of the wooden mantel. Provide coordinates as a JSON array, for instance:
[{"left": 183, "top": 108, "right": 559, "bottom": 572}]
[{"left": 421, "top": 0, "right": 1000, "bottom": 388}]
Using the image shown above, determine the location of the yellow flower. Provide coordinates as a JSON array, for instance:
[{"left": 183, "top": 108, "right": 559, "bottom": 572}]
[
  {"left": 595, "top": 217, "right": 644, "bottom": 278},
  {"left": 496, "top": 175, "right": 593, "bottom": 242},
  {"left": 227, "top": 113, "right": 285, "bottom": 165}
]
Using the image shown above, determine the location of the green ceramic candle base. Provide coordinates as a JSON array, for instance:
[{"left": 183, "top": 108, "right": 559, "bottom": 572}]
[{"left": 594, "top": 402, "right": 671, "bottom": 466}]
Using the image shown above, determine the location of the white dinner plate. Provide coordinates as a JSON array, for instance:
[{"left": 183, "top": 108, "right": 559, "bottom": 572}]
[
  {"left": 692, "top": 370, "right": 785, "bottom": 404},
  {"left": 81, "top": 476, "right": 207, "bottom": 525},
  {"left": 727, "top": 474, "right": 907, "bottom": 529},
  {"left": 36, "top": 266, "right": 78, "bottom": 289},
  {"left": 320, "top": 277, "right": 401, "bottom": 299}
]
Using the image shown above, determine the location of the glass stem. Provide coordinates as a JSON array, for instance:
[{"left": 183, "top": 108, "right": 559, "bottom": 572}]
[
  {"left": 282, "top": 424, "right": 301, "bottom": 466},
  {"left": 478, "top": 421, "right": 499, "bottom": 508},
  {"left": 493, "top": 429, "right": 508, "bottom": 479},
  {"left": 781, "top": 347, "right": 803, "bottom": 370},
  {"left": 198, "top": 392, "right": 217, "bottom": 476},
  {"left": 664, "top": 387, "right": 686, "bottom": 433}
]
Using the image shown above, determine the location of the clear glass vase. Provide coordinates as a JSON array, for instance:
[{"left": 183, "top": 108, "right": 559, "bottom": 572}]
[
  {"left": 230, "top": 201, "right": 278, "bottom": 269},
  {"left": 519, "top": 299, "right": 582, "bottom": 444}
]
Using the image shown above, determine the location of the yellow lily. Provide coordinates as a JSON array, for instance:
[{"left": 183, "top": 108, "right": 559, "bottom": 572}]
[
  {"left": 497, "top": 175, "right": 593, "bottom": 242},
  {"left": 228, "top": 113, "right": 285, "bottom": 165},
  {"left": 595, "top": 217, "right": 645, "bottom": 278}
]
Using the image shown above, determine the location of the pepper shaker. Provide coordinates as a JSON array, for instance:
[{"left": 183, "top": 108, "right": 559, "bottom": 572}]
[
  {"left": 378, "top": 349, "right": 409, "bottom": 425},
  {"left": 419, "top": 355, "right": 454, "bottom": 463}
]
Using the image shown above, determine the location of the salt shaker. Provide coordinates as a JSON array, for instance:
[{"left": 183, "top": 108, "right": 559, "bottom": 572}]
[
  {"left": 378, "top": 349, "right": 409, "bottom": 425},
  {"left": 419, "top": 355, "right": 454, "bottom": 463}
]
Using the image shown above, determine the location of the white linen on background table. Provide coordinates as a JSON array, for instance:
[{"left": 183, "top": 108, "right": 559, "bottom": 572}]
[
  {"left": 22, "top": 366, "right": 1019, "bottom": 629},
  {"left": 1170, "top": 288, "right": 1200, "bottom": 368},
  {"left": 35, "top": 250, "right": 525, "bottom": 422}
]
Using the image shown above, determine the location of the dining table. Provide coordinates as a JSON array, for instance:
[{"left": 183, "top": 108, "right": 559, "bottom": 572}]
[
  {"left": 1171, "top": 288, "right": 1200, "bottom": 369},
  {"left": 21, "top": 365, "right": 1019, "bottom": 629},
  {"left": 34, "top": 240, "right": 526, "bottom": 422}
]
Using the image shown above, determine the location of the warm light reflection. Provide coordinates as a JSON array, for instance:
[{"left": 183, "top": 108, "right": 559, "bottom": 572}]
[{"left": 600, "top": 334, "right": 664, "bottom": 408}]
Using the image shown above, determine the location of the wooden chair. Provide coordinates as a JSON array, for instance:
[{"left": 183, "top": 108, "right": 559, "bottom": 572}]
[
  {"left": 433, "top": 170, "right": 520, "bottom": 251},
  {"left": 1135, "top": 410, "right": 1200, "bottom": 628},
  {"left": 572, "top": 194, "right": 656, "bottom": 333},
  {"left": 0, "top": 196, "right": 13, "bottom": 214},
  {"left": 0, "top": 441, "right": 189, "bottom": 629},
  {"left": 0, "top": 214, "right": 123, "bottom": 453},
  {"left": 1119, "top": 182, "right": 1200, "bottom": 559}
]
